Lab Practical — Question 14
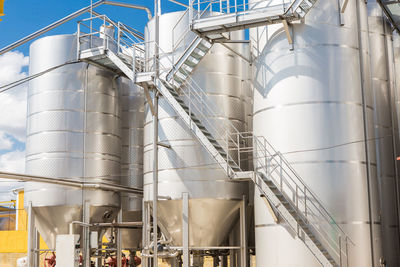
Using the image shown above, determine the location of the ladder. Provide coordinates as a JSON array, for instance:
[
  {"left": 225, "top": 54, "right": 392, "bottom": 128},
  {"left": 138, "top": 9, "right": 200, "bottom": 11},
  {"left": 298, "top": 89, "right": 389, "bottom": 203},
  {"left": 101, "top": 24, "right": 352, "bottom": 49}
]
[{"left": 76, "top": 12, "right": 351, "bottom": 267}]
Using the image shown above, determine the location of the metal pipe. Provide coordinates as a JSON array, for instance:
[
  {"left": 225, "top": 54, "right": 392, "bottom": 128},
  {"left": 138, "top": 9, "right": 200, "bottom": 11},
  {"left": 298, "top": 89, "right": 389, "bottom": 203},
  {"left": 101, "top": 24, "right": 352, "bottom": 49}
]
[
  {"left": 152, "top": 91, "right": 159, "bottom": 266},
  {"left": 0, "top": 0, "right": 151, "bottom": 55},
  {"left": 69, "top": 221, "right": 142, "bottom": 234},
  {"left": 92, "top": 222, "right": 143, "bottom": 228},
  {"left": 383, "top": 14, "right": 400, "bottom": 251},
  {"left": 168, "top": 0, "right": 189, "bottom": 8},
  {"left": 117, "top": 209, "right": 122, "bottom": 267},
  {"left": 27, "top": 201, "right": 35, "bottom": 267},
  {"left": 0, "top": 171, "right": 143, "bottom": 195},
  {"left": 0, "top": 0, "right": 105, "bottom": 55},
  {"left": 356, "top": 0, "right": 375, "bottom": 264},
  {"left": 103, "top": 1, "right": 152, "bottom": 20},
  {"left": 69, "top": 221, "right": 91, "bottom": 235}
]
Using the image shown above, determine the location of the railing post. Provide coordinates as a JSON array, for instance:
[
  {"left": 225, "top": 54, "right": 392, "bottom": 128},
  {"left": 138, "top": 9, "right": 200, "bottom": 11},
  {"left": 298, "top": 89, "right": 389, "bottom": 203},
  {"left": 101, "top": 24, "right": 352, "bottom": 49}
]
[
  {"left": 304, "top": 186, "right": 307, "bottom": 220},
  {"left": 226, "top": 131, "right": 229, "bottom": 174},
  {"left": 103, "top": 16, "right": 106, "bottom": 49},
  {"left": 132, "top": 45, "right": 136, "bottom": 82},
  {"left": 189, "top": 83, "right": 192, "bottom": 119},
  {"left": 189, "top": 0, "right": 193, "bottom": 26},
  {"left": 296, "top": 184, "right": 299, "bottom": 212},
  {"left": 237, "top": 133, "right": 240, "bottom": 169},
  {"left": 339, "top": 235, "right": 342, "bottom": 267},
  {"left": 77, "top": 23, "right": 81, "bottom": 60},
  {"left": 117, "top": 22, "right": 121, "bottom": 54},
  {"left": 345, "top": 236, "right": 349, "bottom": 267},
  {"left": 235, "top": 0, "right": 237, "bottom": 13},
  {"left": 220, "top": 0, "right": 223, "bottom": 13},
  {"left": 280, "top": 156, "right": 283, "bottom": 191}
]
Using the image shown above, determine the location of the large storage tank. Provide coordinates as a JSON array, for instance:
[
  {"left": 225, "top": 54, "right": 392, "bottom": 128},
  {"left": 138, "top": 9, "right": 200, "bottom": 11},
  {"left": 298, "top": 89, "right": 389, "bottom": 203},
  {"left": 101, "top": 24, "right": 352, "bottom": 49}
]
[
  {"left": 250, "top": 0, "right": 383, "bottom": 266},
  {"left": 24, "top": 34, "right": 121, "bottom": 248},
  {"left": 143, "top": 11, "right": 250, "bottom": 247},
  {"left": 119, "top": 77, "right": 144, "bottom": 249},
  {"left": 367, "top": 2, "right": 400, "bottom": 265}
]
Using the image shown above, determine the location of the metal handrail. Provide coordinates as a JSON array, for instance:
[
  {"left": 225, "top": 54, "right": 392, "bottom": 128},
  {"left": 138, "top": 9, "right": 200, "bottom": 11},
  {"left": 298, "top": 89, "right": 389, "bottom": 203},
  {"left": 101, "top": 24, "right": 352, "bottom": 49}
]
[
  {"left": 76, "top": 12, "right": 352, "bottom": 265},
  {"left": 188, "top": 0, "right": 312, "bottom": 25},
  {"left": 152, "top": 30, "right": 352, "bottom": 265}
]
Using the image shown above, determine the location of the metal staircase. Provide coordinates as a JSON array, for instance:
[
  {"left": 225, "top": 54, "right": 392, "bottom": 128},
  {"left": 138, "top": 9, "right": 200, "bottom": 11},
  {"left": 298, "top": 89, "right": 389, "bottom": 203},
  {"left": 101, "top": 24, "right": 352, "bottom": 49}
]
[
  {"left": 76, "top": 11, "right": 352, "bottom": 267},
  {"left": 166, "top": 36, "right": 212, "bottom": 85},
  {"left": 189, "top": 0, "right": 318, "bottom": 37}
]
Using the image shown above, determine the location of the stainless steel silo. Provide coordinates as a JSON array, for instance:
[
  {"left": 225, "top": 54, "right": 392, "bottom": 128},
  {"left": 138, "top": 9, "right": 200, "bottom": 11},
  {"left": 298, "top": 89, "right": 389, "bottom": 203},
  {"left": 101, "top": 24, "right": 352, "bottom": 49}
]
[
  {"left": 367, "top": 2, "right": 400, "bottom": 265},
  {"left": 119, "top": 77, "right": 144, "bottom": 249},
  {"left": 250, "top": 0, "right": 383, "bottom": 266},
  {"left": 25, "top": 34, "right": 121, "bottom": 248},
  {"left": 143, "top": 11, "right": 250, "bottom": 247}
]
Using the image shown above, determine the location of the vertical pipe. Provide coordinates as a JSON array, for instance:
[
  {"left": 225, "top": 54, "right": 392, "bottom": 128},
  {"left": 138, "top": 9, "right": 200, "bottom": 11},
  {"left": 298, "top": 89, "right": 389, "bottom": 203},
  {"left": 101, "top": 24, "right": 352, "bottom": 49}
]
[
  {"left": 182, "top": 192, "right": 189, "bottom": 267},
  {"left": 35, "top": 230, "right": 40, "bottom": 267},
  {"left": 27, "top": 201, "right": 34, "bottom": 267},
  {"left": 152, "top": 92, "right": 159, "bottom": 266},
  {"left": 142, "top": 200, "right": 147, "bottom": 267},
  {"left": 383, "top": 16, "right": 400, "bottom": 253},
  {"left": 117, "top": 209, "right": 122, "bottom": 267},
  {"left": 83, "top": 201, "right": 91, "bottom": 267},
  {"left": 356, "top": 0, "right": 375, "bottom": 265},
  {"left": 240, "top": 195, "right": 247, "bottom": 267}
]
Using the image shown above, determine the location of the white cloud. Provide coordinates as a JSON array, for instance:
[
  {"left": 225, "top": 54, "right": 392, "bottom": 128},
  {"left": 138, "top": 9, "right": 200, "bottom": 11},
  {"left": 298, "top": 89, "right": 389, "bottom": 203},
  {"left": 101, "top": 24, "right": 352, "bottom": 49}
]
[
  {"left": 0, "top": 51, "right": 28, "bottom": 197},
  {"left": 0, "top": 150, "right": 25, "bottom": 173},
  {"left": 0, "top": 51, "right": 28, "bottom": 143},
  {"left": 0, "top": 131, "right": 13, "bottom": 150}
]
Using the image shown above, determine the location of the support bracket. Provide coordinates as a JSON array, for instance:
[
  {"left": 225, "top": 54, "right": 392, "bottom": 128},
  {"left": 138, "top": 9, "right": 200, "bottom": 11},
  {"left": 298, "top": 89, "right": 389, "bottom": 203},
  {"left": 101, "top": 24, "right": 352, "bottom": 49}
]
[
  {"left": 260, "top": 194, "right": 279, "bottom": 223},
  {"left": 143, "top": 83, "right": 156, "bottom": 116},
  {"left": 282, "top": 20, "right": 294, "bottom": 50}
]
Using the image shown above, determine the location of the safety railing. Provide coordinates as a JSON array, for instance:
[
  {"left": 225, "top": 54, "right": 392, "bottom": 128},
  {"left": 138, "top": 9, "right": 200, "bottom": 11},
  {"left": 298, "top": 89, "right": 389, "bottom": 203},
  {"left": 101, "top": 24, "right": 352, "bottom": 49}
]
[
  {"left": 75, "top": 13, "right": 351, "bottom": 266},
  {"left": 157, "top": 45, "right": 352, "bottom": 264},
  {"left": 76, "top": 14, "right": 144, "bottom": 71},
  {"left": 226, "top": 131, "right": 353, "bottom": 266},
  {"left": 188, "top": 0, "right": 295, "bottom": 22}
]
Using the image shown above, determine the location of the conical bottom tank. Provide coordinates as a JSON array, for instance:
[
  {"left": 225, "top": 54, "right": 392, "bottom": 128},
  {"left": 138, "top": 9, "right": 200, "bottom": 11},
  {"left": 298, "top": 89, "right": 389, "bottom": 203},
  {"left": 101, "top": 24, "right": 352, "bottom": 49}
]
[{"left": 25, "top": 34, "right": 121, "bottom": 248}]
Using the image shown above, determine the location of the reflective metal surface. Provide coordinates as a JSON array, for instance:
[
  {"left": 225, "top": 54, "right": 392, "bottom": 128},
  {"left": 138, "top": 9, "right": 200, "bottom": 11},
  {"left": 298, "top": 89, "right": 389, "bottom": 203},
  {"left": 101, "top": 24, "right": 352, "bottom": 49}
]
[
  {"left": 143, "top": 11, "right": 250, "bottom": 247},
  {"left": 119, "top": 77, "right": 144, "bottom": 249},
  {"left": 25, "top": 34, "right": 121, "bottom": 248},
  {"left": 368, "top": 2, "right": 400, "bottom": 265},
  {"left": 250, "top": 0, "right": 383, "bottom": 265}
]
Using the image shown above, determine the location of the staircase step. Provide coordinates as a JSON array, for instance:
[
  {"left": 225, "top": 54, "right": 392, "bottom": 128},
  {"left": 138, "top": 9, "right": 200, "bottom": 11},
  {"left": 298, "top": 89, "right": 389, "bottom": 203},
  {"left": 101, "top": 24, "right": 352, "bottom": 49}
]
[
  {"left": 178, "top": 64, "right": 194, "bottom": 76},
  {"left": 191, "top": 48, "right": 206, "bottom": 59},
  {"left": 173, "top": 75, "right": 185, "bottom": 84},
  {"left": 198, "top": 41, "right": 212, "bottom": 51},
  {"left": 184, "top": 56, "right": 200, "bottom": 67}
]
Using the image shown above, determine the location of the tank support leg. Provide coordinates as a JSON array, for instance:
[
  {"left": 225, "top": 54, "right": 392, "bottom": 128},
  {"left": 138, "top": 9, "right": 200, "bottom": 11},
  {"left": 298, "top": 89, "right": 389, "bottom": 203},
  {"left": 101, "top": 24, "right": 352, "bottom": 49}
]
[
  {"left": 240, "top": 196, "right": 248, "bottom": 267},
  {"left": 83, "top": 200, "right": 91, "bottom": 267},
  {"left": 117, "top": 208, "right": 122, "bottom": 267},
  {"left": 27, "top": 201, "right": 38, "bottom": 267},
  {"left": 182, "top": 192, "right": 189, "bottom": 267},
  {"left": 142, "top": 201, "right": 151, "bottom": 267}
]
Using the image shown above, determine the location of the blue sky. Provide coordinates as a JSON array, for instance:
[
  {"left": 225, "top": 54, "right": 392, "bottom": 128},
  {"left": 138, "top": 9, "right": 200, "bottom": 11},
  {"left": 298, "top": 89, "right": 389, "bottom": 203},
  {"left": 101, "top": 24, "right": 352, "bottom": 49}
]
[
  {"left": 0, "top": 0, "right": 186, "bottom": 55},
  {"left": 0, "top": 0, "right": 187, "bottom": 200}
]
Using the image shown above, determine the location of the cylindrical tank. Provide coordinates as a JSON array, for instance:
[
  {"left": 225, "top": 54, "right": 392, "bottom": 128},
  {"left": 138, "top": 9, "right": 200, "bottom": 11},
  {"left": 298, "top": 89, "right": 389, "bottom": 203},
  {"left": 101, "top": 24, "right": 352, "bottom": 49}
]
[
  {"left": 367, "top": 2, "right": 400, "bottom": 265},
  {"left": 143, "top": 11, "right": 250, "bottom": 247},
  {"left": 250, "top": 0, "right": 382, "bottom": 266},
  {"left": 119, "top": 77, "right": 144, "bottom": 249},
  {"left": 24, "top": 34, "right": 121, "bottom": 248}
]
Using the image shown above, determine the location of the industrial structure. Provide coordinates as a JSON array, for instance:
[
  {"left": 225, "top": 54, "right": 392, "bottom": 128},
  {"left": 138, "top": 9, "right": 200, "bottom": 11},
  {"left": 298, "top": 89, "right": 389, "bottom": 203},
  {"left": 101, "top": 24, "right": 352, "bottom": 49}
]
[{"left": 1, "top": 0, "right": 400, "bottom": 266}]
